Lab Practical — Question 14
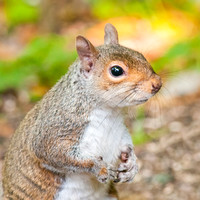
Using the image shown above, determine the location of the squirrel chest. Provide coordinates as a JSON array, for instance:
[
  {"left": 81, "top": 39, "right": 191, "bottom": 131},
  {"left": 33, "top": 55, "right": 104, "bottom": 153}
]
[{"left": 79, "top": 107, "right": 130, "bottom": 164}]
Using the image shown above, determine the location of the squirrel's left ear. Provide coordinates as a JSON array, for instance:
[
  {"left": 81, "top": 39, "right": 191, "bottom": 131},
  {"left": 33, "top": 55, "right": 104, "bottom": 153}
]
[
  {"left": 76, "top": 36, "right": 98, "bottom": 76},
  {"left": 104, "top": 23, "right": 119, "bottom": 45}
]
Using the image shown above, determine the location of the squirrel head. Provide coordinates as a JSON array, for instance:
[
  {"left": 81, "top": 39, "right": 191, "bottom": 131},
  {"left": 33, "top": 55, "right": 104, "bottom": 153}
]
[{"left": 76, "top": 23, "right": 162, "bottom": 107}]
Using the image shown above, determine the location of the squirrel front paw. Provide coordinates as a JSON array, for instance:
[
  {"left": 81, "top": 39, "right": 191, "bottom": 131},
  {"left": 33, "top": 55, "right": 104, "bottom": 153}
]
[
  {"left": 93, "top": 157, "right": 117, "bottom": 183},
  {"left": 114, "top": 145, "right": 138, "bottom": 183}
]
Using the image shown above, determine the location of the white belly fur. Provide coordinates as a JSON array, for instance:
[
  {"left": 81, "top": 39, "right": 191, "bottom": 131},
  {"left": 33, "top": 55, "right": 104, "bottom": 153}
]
[
  {"left": 55, "top": 173, "right": 110, "bottom": 200},
  {"left": 79, "top": 107, "right": 129, "bottom": 164},
  {"left": 55, "top": 107, "right": 131, "bottom": 200}
]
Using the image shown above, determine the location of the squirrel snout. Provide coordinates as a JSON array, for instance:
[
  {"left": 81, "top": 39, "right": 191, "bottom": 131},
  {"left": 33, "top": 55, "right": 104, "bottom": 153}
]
[
  {"left": 151, "top": 82, "right": 162, "bottom": 93},
  {"left": 151, "top": 75, "right": 162, "bottom": 94}
]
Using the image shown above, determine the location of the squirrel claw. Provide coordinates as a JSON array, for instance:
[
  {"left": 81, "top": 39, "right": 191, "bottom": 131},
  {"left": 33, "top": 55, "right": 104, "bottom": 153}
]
[{"left": 98, "top": 175, "right": 109, "bottom": 183}]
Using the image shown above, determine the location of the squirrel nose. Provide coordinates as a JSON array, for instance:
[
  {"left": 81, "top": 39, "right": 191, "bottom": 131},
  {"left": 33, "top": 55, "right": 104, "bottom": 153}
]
[
  {"left": 151, "top": 75, "right": 162, "bottom": 94},
  {"left": 151, "top": 82, "right": 161, "bottom": 93}
]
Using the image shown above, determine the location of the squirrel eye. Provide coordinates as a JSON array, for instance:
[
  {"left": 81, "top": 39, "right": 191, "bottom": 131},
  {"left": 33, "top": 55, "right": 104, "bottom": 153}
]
[{"left": 110, "top": 66, "right": 124, "bottom": 77}]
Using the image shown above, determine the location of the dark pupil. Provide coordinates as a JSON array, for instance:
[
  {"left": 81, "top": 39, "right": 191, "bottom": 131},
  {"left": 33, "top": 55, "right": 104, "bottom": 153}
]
[{"left": 111, "top": 66, "right": 123, "bottom": 76}]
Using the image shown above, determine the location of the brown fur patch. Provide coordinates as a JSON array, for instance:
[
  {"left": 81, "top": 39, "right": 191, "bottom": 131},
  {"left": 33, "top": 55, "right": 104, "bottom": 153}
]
[
  {"left": 3, "top": 151, "right": 61, "bottom": 200},
  {"left": 99, "top": 167, "right": 108, "bottom": 176}
]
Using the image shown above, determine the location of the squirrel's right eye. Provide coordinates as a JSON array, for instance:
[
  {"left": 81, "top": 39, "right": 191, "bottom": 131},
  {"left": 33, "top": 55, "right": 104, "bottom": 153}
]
[{"left": 110, "top": 66, "right": 124, "bottom": 77}]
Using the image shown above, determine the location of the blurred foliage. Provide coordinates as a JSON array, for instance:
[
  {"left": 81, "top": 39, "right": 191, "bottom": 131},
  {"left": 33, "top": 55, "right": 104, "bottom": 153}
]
[
  {"left": 5, "top": 0, "right": 39, "bottom": 27},
  {"left": 132, "top": 106, "right": 162, "bottom": 145},
  {"left": 1, "top": 0, "right": 200, "bottom": 94},
  {"left": 89, "top": 0, "right": 200, "bottom": 19},
  {"left": 151, "top": 173, "right": 174, "bottom": 185},
  {"left": 131, "top": 107, "right": 150, "bottom": 145},
  {"left": 0, "top": 35, "right": 76, "bottom": 92},
  {"left": 152, "top": 34, "right": 200, "bottom": 72},
  {"left": 132, "top": 123, "right": 151, "bottom": 145},
  {"left": 4, "top": 0, "right": 200, "bottom": 28}
]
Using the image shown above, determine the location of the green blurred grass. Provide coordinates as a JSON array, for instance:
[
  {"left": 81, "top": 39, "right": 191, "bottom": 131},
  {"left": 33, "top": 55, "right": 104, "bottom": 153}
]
[
  {"left": 2, "top": 0, "right": 200, "bottom": 94},
  {"left": 0, "top": 35, "right": 76, "bottom": 93},
  {"left": 5, "top": 0, "right": 39, "bottom": 27},
  {"left": 152, "top": 35, "right": 200, "bottom": 72}
]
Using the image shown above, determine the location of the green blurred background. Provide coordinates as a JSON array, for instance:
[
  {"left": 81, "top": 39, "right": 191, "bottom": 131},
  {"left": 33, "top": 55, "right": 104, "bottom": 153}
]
[{"left": 1, "top": 0, "right": 200, "bottom": 95}]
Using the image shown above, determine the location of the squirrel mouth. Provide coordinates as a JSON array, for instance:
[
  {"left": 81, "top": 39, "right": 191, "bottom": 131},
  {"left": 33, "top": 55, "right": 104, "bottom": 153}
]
[{"left": 135, "top": 99, "right": 148, "bottom": 103}]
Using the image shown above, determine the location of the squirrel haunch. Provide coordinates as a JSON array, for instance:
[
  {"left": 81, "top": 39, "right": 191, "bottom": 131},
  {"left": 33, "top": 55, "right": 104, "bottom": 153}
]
[{"left": 3, "top": 23, "right": 162, "bottom": 200}]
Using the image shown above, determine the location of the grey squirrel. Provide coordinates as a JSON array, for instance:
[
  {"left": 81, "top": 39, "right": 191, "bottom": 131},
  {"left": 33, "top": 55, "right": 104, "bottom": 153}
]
[{"left": 2, "top": 23, "right": 162, "bottom": 200}]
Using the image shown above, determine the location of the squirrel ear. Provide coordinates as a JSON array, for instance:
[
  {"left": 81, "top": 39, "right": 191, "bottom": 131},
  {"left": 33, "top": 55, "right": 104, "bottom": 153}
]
[
  {"left": 76, "top": 36, "right": 98, "bottom": 75},
  {"left": 104, "top": 23, "right": 119, "bottom": 45}
]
